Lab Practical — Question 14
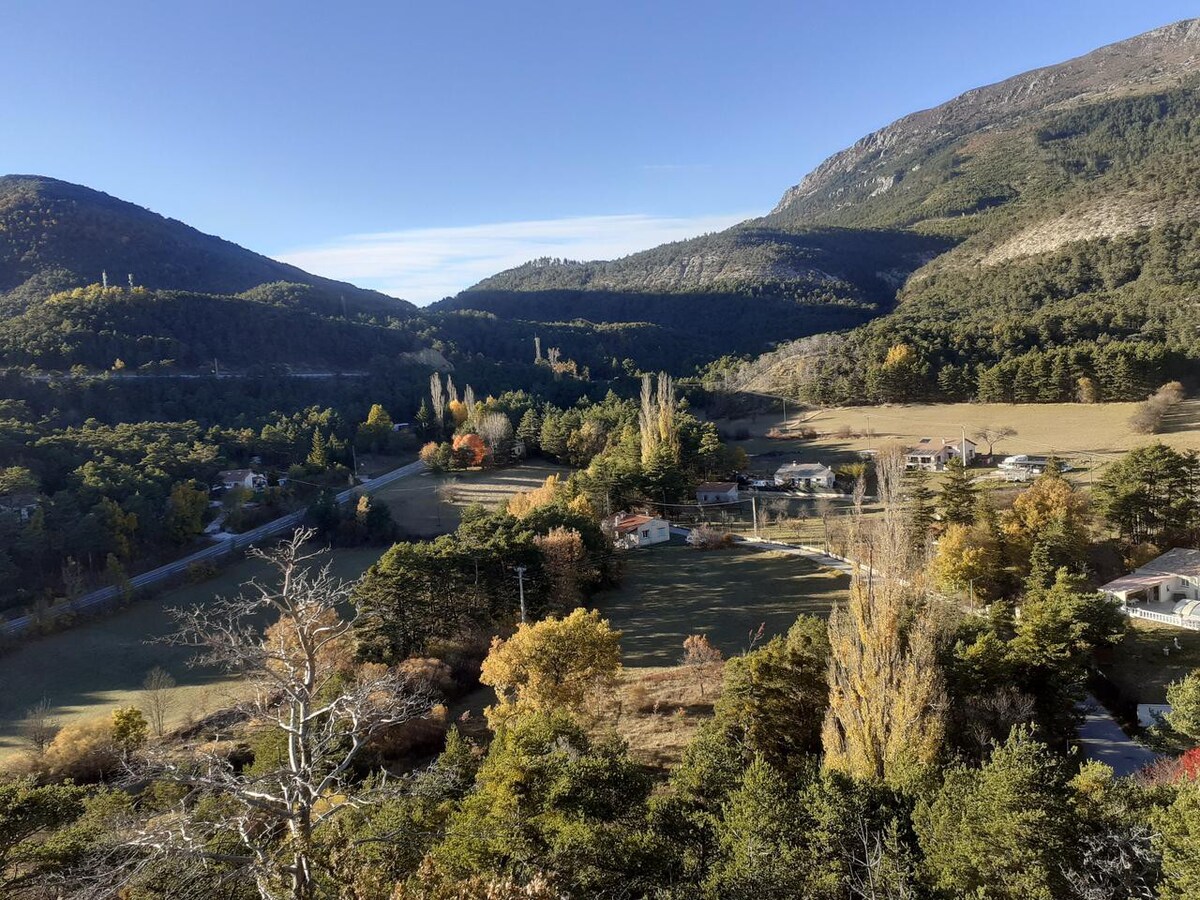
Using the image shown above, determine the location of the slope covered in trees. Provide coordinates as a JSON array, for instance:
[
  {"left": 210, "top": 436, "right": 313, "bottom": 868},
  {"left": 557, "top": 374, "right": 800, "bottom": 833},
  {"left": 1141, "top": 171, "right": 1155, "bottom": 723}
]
[
  {"left": 0, "top": 175, "right": 412, "bottom": 316},
  {"left": 446, "top": 19, "right": 1200, "bottom": 401}
]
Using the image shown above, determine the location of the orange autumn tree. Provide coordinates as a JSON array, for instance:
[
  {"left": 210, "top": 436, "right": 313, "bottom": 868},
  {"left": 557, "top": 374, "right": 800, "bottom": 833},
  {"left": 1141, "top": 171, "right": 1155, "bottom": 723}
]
[{"left": 452, "top": 433, "right": 488, "bottom": 467}]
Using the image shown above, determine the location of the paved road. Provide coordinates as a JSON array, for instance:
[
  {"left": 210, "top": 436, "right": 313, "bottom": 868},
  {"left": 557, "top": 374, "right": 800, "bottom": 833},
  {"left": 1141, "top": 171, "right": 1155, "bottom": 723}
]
[
  {"left": 0, "top": 459, "right": 426, "bottom": 639},
  {"left": 1077, "top": 695, "right": 1160, "bottom": 776}
]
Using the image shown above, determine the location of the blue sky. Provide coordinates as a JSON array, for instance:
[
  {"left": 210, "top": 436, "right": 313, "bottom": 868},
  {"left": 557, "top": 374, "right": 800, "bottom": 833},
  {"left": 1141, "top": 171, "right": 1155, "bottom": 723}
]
[{"left": 4, "top": 1, "right": 1197, "bottom": 302}]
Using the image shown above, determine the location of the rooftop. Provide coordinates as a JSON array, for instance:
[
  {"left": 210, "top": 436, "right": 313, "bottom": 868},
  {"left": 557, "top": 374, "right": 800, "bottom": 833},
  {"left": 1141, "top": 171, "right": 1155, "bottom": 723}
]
[
  {"left": 776, "top": 461, "right": 832, "bottom": 474},
  {"left": 1100, "top": 547, "right": 1200, "bottom": 594},
  {"left": 696, "top": 482, "right": 738, "bottom": 493},
  {"left": 217, "top": 468, "right": 262, "bottom": 480},
  {"left": 612, "top": 513, "right": 661, "bottom": 534}
]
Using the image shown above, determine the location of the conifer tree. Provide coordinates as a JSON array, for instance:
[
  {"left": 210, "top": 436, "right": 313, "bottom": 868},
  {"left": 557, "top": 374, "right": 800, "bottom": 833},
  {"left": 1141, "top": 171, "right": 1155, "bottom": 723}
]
[
  {"left": 516, "top": 408, "right": 541, "bottom": 452},
  {"left": 938, "top": 457, "right": 977, "bottom": 527},
  {"left": 904, "top": 467, "right": 936, "bottom": 560},
  {"left": 307, "top": 430, "right": 329, "bottom": 469}
]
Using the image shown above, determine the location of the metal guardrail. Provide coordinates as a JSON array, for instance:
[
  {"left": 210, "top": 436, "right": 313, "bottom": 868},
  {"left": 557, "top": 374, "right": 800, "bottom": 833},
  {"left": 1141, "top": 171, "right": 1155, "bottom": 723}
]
[{"left": 0, "top": 460, "right": 427, "bottom": 638}]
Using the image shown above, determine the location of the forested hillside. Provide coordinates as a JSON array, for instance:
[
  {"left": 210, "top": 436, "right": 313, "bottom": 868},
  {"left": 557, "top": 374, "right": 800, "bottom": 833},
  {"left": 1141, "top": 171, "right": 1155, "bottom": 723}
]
[
  {"left": 0, "top": 175, "right": 412, "bottom": 316},
  {"left": 719, "top": 22, "right": 1200, "bottom": 404},
  {"left": 437, "top": 225, "right": 951, "bottom": 362}
]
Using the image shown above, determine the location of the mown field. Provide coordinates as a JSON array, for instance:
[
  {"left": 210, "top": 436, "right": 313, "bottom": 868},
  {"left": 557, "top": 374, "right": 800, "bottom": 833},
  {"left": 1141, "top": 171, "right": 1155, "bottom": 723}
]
[
  {"left": 0, "top": 463, "right": 569, "bottom": 763},
  {"left": 370, "top": 462, "right": 572, "bottom": 536},
  {"left": 1104, "top": 618, "right": 1200, "bottom": 704},
  {"left": 712, "top": 400, "right": 1200, "bottom": 485},
  {"left": 593, "top": 538, "right": 848, "bottom": 666},
  {"left": 0, "top": 546, "right": 383, "bottom": 758}
]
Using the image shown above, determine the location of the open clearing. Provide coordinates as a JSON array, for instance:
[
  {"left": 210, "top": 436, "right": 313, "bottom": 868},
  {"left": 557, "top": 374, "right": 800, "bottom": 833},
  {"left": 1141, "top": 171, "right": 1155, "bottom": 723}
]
[
  {"left": 1104, "top": 618, "right": 1200, "bottom": 703},
  {"left": 0, "top": 463, "right": 569, "bottom": 763},
  {"left": 370, "top": 462, "right": 572, "bottom": 536},
  {"left": 593, "top": 538, "right": 848, "bottom": 666},
  {"left": 712, "top": 400, "right": 1200, "bottom": 484}
]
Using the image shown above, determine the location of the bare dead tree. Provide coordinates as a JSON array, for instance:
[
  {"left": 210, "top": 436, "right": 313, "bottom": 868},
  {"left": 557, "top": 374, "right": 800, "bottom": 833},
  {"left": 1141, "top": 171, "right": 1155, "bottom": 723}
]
[
  {"left": 845, "top": 818, "right": 919, "bottom": 900},
  {"left": 20, "top": 697, "right": 59, "bottom": 756},
  {"left": 477, "top": 411, "right": 513, "bottom": 454},
  {"left": 141, "top": 666, "right": 176, "bottom": 738},
  {"left": 1061, "top": 825, "right": 1157, "bottom": 900},
  {"left": 129, "top": 529, "right": 433, "bottom": 900},
  {"left": 973, "top": 425, "right": 1017, "bottom": 459},
  {"left": 429, "top": 373, "right": 446, "bottom": 432}
]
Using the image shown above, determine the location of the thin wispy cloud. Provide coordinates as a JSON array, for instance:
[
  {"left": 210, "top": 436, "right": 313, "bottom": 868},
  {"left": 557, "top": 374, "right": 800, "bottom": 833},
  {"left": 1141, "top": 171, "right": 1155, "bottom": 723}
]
[{"left": 275, "top": 211, "right": 753, "bottom": 305}]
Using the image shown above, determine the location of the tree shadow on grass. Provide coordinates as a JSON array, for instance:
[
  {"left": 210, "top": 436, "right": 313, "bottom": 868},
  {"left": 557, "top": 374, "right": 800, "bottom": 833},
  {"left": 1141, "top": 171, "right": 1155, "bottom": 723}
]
[{"left": 594, "top": 542, "right": 848, "bottom": 667}]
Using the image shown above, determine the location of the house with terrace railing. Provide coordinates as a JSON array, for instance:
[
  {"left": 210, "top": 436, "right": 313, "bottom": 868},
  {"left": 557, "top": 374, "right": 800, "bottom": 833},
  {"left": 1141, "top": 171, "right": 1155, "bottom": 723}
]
[{"left": 1100, "top": 547, "right": 1200, "bottom": 631}]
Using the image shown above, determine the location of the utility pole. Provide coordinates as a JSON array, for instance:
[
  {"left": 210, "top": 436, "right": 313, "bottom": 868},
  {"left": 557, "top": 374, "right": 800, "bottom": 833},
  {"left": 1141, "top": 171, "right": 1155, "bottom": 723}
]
[
  {"left": 866, "top": 414, "right": 872, "bottom": 452},
  {"left": 515, "top": 566, "right": 527, "bottom": 624},
  {"left": 751, "top": 494, "right": 759, "bottom": 539},
  {"left": 961, "top": 424, "right": 968, "bottom": 468}
]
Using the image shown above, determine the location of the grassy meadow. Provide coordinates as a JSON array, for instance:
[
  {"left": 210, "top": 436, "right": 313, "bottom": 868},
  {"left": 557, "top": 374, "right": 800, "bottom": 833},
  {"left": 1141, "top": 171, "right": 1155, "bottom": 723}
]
[
  {"left": 1104, "top": 618, "right": 1200, "bottom": 704},
  {"left": 593, "top": 539, "right": 848, "bottom": 667},
  {"left": 370, "top": 462, "right": 572, "bottom": 536},
  {"left": 0, "top": 462, "right": 569, "bottom": 763},
  {"left": 711, "top": 399, "right": 1200, "bottom": 486}
]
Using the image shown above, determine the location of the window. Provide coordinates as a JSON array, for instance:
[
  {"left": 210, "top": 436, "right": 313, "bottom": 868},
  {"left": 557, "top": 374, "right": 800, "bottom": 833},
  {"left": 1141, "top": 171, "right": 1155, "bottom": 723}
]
[{"left": 641, "top": 529, "right": 650, "bottom": 537}]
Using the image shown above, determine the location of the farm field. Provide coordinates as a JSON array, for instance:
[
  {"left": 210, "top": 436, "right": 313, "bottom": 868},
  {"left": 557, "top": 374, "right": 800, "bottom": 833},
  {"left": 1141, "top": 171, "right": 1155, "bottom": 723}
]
[
  {"left": 0, "top": 462, "right": 569, "bottom": 764},
  {"left": 0, "top": 546, "right": 383, "bottom": 760},
  {"left": 593, "top": 539, "right": 848, "bottom": 666},
  {"left": 712, "top": 400, "right": 1200, "bottom": 485},
  {"left": 370, "top": 462, "right": 572, "bottom": 536}
]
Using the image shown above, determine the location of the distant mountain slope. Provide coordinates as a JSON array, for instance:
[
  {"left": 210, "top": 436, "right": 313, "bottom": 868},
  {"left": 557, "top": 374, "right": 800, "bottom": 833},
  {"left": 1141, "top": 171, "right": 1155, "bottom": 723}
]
[
  {"left": 448, "top": 19, "right": 1200, "bottom": 385},
  {"left": 770, "top": 18, "right": 1200, "bottom": 229},
  {"left": 435, "top": 226, "right": 952, "bottom": 365},
  {"left": 0, "top": 175, "right": 414, "bottom": 316}
]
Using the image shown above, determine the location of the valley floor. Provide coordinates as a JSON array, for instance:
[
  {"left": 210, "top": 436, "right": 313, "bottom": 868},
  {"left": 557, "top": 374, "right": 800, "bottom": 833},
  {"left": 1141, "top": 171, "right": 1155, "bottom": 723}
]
[
  {"left": 711, "top": 399, "right": 1200, "bottom": 485},
  {"left": 0, "top": 462, "right": 570, "bottom": 762}
]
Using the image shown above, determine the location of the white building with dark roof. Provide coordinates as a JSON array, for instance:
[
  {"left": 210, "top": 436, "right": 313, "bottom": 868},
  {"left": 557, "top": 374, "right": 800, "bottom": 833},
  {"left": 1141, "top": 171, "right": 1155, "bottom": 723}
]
[
  {"left": 904, "top": 437, "right": 977, "bottom": 471},
  {"left": 695, "top": 482, "right": 740, "bottom": 504},
  {"left": 773, "top": 461, "right": 835, "bottom": 489}
]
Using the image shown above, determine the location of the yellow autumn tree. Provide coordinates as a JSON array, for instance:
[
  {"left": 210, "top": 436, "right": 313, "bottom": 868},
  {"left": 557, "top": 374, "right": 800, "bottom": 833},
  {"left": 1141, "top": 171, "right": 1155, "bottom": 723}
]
[
  {"left": 447, "top": 399, "right": 469, "bottom": 426},
  {"left": 532, "top": 526, "right": 590, "bottom": 611},
  {"left": 931, "top": 521, "right": 1002, "bottom": 602},
  {"left": 822, "top": 443, "right": 947, "bottom": 787},
  {"left": 506, "top": 475, "right": 563, "bottom": 518},
  {"left": 480, "top": 608, "right": 621, "bottom": 727},
  {"left": 1001, "top": 469, "right": 1089, "bottom": 558}
]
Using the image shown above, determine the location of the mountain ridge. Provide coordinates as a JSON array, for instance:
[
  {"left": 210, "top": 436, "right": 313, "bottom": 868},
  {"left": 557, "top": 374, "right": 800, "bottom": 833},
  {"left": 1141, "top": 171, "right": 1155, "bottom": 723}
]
[
  {"left": 770, "top": 18, "right": 1200, "bottom": 223},
  {"left": 0, "top": 174, "right": 415, "bottom": 316}
]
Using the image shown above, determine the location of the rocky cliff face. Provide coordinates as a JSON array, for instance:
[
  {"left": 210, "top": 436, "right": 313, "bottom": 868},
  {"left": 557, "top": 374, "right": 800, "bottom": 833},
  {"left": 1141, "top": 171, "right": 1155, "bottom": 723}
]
[{"left": 770, "top": 18, "right": 1200, "bottom": 224}]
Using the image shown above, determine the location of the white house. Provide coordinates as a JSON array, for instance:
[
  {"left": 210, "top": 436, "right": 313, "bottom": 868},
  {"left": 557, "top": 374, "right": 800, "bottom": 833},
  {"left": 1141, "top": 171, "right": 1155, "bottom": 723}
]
[
  {"left": 773, "top": 461, "right": 835, "bottom": 489},
  {"left": 608, "top": 513, "right": 670, "bottom": 550},
  {"left": 0, "top": 492, "right": 40, "bottom": 523},
  {"left": 696, "top": 482, "right": 739, "bottom": 504},
  {"left": 905, "top": 437, "right": 977, "bottom": 471},
  {"left": 216, "top": 469, "right": 268, "bottom": 492},
  {"left": 1100, "top": 547, "right": 1200, "bottom": 630},
  {"left": 1137, "top": 703, "right": 1172, "bottom": 730}
]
